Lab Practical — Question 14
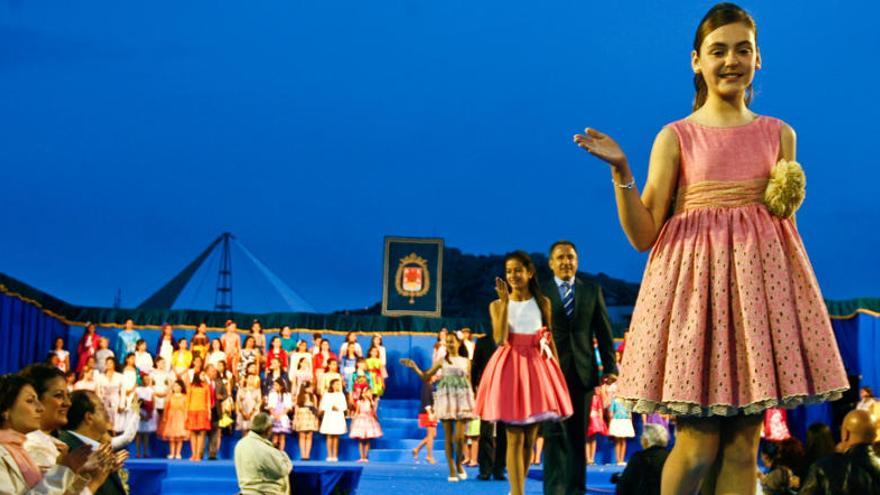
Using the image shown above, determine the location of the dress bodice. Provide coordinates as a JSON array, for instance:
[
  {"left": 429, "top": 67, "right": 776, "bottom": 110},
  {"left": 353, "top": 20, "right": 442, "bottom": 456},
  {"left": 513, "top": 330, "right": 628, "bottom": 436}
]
[{"left": 508, "top": 298, "right": 543, "bottom": 335}]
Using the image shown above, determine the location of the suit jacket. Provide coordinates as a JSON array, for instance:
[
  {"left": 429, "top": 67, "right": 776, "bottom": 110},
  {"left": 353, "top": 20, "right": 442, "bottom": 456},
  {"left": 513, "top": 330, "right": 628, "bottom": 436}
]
[
  {"left": 543, "top": 278, "right": 617, "bottom": 389},
  {"left": 470, "top": 334, "right": 499, "bottom": 389},
  {"left": 57, "top": 430, "right": 127, "bottom": 495}
]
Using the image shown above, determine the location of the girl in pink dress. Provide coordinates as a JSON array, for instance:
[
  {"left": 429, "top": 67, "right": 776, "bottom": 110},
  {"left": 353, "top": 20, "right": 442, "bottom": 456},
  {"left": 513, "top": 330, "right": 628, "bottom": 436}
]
[
  {"left": 573, "top": 4, "right": 848, "bottom": 493},
  {"left": 348, "top": 389, "right": 382, "bottom": 462},
  {"left": 474, "top": 251, "right": 573, "bottom": 495},
  {"left": 585, "top": 385, "right": 608, "bottom": 465}
]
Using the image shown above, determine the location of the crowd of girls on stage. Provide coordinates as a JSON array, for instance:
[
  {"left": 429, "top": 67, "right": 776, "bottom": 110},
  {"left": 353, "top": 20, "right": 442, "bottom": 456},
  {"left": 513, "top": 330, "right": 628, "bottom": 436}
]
[{"left": 56, "top": 321, "right": 390, "bottom": 462}]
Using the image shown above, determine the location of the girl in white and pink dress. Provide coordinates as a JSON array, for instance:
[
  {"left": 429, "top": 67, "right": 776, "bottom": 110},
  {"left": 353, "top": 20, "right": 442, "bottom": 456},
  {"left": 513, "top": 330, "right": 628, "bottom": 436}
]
[
  {"left": 349, "top": 389, "right": 382, "bottom": 462},
  {"left": 474, "top": 251, "right": 573, "bottom": 495}
]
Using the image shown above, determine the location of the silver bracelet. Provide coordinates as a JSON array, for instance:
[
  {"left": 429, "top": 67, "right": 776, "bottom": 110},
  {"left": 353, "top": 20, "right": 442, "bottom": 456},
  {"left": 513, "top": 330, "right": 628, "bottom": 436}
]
[{"left": 612, "top": 177, "right": 636, "bottom": 190}]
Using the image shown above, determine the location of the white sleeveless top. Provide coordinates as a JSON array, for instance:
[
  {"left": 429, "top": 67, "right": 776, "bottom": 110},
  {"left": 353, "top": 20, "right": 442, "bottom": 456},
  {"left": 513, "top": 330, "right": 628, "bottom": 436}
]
[{"left": 508, "top": 298, "right": 543, "bottom": 335}]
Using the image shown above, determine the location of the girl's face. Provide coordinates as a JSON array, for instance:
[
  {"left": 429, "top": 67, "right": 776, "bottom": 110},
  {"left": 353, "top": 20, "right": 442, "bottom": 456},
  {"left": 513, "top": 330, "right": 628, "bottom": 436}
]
[
  {"left": 106, "top": 359, "right": 115, "bottom": 372},
  {"left": 99, "top": 339, "right": 109, "bottom": 350},
  {"left": 125, "top": 355, "right": 135, "bottom": 367},
  {"left": 356, "top": 360, "right": 366, "bottom": 371},
  {"left": 172, "top": 382, "right": 182, "bottom": 394},
  {"left": 178, "top": 340, "right": 188, "bottom": 350},
  {"left": 162, "top": 326, "right": 172, "bottom": 337},
  {"left": 445, "top": 334, "right": 460, "bottom": 355},
  {"left": 87, "top": 325, "right": 96, "bottom": 335},
  {"left": 692, "top": 22, "right": 760, "bottom": 104},
  {"left": 281, "top": 327, "right": 291, "bottom": 337},
  {"left": 6, "top": 385, "right": 43, "bottom": 433},
  {"left": 245, "top": 338, "right": 255, "bottom": 350},
  {"left": 198, "top": 323, "right": 207, "bottom": 334},
  {"left": 320, "top": 341, "right": 330, "bottom": 352},
  {"left": 332, "top": 381, "right": 342, "bottom": 392},
  {"left": 372, "top": 335, "right": 382, "bottom": 346},
  {"left": 247, "top": 363, "right": 258, "bottom": 376},
  {"left": 55, "top": 338, "right": 64, "bottom": 349},
  {"left": 86, "top": 357, "right": 96, "bottom": 369},
  {"left": 347, "top": 333, "right": 356, "bottom": 343},
  {"left": 39, "top": 377, "right": 70, "bottom": 431},
  {"left": 505, "top": 258, "right": 532, "bottom": 291},
  {"left": 861, "top": 389, "right": 871, "bottom": 400},
  {"left": 211, "top": 339, "right": 221, "bottom": 351},
  {"left": 273, "top": 381, "right": 282, "bottom": 393},
  {"left": 137, "top": 342, "right": 146, "bottom": 351},
  {"left": 328, "top": 360, "right": 338, "bottom": 372},
  {"left": 272, "top": 338, "right": 281, "bottom": 349},
  {"left": 297, "top": 341, "right": 307, "bottom": 352},
  {"left": 369, "top": 348, "right": 379, "bottom": 358}
]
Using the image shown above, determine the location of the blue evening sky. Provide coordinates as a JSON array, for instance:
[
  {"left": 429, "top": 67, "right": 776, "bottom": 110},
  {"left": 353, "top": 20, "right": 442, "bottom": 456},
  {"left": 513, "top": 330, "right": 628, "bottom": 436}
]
[{"left": 1, "top": 0, "right": 877, "bottom": 313}]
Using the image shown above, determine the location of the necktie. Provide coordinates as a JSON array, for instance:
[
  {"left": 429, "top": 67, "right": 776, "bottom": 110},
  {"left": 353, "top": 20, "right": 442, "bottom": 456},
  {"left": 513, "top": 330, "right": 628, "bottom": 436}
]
[{"left": 561, "top": 281, "right": 575, "bottom": 319}]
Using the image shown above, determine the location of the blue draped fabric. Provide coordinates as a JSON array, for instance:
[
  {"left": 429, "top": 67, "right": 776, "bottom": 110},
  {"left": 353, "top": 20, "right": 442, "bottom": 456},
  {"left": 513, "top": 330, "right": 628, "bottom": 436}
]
[{"left": 0, "top": 292, "right": 69, "bottom": 374}]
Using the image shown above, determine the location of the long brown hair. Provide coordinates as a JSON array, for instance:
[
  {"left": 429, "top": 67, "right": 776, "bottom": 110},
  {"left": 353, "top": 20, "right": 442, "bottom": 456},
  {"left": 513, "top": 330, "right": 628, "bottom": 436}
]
[
  {"left": 692, "top": 3, "right": 757, "bottom": 111},
  {"left": 503, "top": 251, "right": 550, "bottom": 326}
]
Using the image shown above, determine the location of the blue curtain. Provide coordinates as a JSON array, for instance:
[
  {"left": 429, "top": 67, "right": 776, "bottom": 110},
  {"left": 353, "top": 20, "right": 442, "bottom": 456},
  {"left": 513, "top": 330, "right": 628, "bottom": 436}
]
[{"left": 0, "top": 293, "right": 69, "bottom": 374}]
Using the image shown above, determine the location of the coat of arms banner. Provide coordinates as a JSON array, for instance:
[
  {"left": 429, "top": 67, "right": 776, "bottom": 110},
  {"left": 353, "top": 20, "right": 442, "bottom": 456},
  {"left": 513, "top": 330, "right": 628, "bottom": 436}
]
[{"left": 382, "top": 236, "right": 443, "bottom": 317}]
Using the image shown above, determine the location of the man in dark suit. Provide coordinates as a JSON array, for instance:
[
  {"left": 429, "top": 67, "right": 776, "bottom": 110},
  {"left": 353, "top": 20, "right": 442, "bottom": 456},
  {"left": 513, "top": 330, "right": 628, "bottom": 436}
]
[
  {"left": 542, "top": 240, "right": 618, "bottom": 495},
  {"left": 59, "top": 390, "right": 128, "bottom": 495},
  {"left": 471, "top": 332, "right": 506, "bottom": 481}
]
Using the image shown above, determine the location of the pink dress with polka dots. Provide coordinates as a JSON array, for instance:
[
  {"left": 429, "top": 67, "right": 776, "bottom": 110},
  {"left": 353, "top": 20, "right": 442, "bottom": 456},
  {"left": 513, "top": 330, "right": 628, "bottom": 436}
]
[{"left": 617, "top": 116, "right": 849, "bottom": 417}]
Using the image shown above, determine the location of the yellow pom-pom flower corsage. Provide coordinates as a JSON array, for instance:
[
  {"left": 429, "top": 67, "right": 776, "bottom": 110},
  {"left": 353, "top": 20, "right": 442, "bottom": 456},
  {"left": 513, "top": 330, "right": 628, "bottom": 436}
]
[{"left": 764, "top": 159, "right": 805, "bottom": 218}]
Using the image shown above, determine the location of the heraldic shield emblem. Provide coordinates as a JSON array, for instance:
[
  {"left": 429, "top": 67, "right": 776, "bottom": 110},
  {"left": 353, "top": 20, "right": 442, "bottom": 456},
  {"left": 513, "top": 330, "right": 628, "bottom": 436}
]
[{"left": 382, "top": 237, "right": 443, "bottom": 317}]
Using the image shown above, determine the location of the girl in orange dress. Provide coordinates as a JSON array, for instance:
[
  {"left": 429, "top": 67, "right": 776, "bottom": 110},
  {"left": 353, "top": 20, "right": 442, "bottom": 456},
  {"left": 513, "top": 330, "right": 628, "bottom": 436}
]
[
  {"left": 185, "top": 373, "right": 212, "bottom": 461},
  {"left": 159, "top": 380, "right": 188, "bottom": 459}
]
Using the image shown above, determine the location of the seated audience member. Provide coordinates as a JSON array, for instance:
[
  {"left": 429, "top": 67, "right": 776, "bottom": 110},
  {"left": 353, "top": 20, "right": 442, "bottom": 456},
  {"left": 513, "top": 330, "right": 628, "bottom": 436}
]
[
  {"left": 234, "top": 412, "right": 293, "bottom": 495},
  {"left": 758, "top": 438, "right": 805, "bottom": 495},
  {"left": 0, "top": 374, "right": 92, "bottom": 493},
  {"left": 58, "top": 390, "right": 129, "bottom": 495},
  {"left": 799, "top": 409, "right": 880, "bottom": 494},
  {"left": 613, "top": 423, "right": 669, "bottom": 495},
  {"left": 804, "top": 422, "right": 836, "bottom": 475},
  {"left": 21, "top": 364, "right": 114, "bottom": 493}
]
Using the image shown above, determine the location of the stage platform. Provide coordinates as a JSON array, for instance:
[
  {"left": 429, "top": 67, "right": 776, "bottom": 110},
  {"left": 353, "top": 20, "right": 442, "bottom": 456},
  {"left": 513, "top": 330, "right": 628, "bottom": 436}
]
[{"left": 126, "top": 458, "right": 624, "bottom": 495}]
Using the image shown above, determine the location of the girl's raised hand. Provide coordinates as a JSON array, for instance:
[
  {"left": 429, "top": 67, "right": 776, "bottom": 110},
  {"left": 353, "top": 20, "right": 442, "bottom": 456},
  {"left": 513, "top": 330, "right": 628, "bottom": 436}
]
[
  {"left": 573, "top": 128, "right": 627, "bottom": 169},
  {"left": 398, "top": 358, "right": 416, "bottom": 369},
  {"left": 494, "top": 277, "right": 509, "bottom": 302}
]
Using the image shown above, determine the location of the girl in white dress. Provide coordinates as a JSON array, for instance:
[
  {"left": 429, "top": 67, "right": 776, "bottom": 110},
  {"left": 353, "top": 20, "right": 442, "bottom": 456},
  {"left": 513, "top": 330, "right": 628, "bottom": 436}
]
[
  {"left": 96, "top": 357, "right": 125, "bottom": 433},
  {"left": 319, "top": 378, "right": 347, "bottom": 461}
]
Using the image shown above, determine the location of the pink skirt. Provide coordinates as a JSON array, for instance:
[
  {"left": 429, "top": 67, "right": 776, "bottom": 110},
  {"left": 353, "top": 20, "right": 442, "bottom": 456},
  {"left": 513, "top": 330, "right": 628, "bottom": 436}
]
[{"left": 474, "top": 332, "right": 573, "bottom": 424}]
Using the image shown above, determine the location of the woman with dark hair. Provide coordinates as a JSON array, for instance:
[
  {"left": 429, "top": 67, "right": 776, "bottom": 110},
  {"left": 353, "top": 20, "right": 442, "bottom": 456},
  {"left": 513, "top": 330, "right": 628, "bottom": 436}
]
[
  {"left": 0, "top": 374, "right": 93, "bottom": 493},
  {"left": 474, "top": 251, "right": 573, "bottom": 495},
  {"left": 338, "top": 332, "right": 362, "bottom": 359},
  {"left": 759, "top": 439, "right": 805, "bottom": 494},
  {"left": 803, "top": 422, "right": 836, "bottom": 475},
  {"left": 21, "top": 364, "right": 113, "bottom": 493}
]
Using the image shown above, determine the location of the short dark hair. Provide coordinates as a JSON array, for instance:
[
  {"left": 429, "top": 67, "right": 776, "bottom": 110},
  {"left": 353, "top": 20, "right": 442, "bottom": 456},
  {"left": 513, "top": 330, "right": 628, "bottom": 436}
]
[
  {"left": 0, "top": 374, "right": 34, "bottom": 428},
  {"left": 549, "top": 240, "right": 578, "bottom": 257},
  {"left": 19, "top": 364, "right": 66, "bottom": 399},
  {"left": 67, "top": 390, "right": 99, "bottom": 430}
]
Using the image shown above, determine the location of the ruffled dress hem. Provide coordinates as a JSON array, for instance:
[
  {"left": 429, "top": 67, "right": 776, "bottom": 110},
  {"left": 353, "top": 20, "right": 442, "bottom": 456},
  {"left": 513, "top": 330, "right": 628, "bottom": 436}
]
[{"left": 619, "top": 388, "right": 846, "bottom": 417}]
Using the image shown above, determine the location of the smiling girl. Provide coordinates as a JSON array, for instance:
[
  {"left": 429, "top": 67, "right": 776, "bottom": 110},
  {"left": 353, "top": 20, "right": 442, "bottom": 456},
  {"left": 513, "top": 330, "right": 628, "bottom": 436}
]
[
  {"left": 474, "top": 250, "right": 573, "bottom": 495},
  {"left": 573, "top": 4, "right": 848, "bottom": 493}
]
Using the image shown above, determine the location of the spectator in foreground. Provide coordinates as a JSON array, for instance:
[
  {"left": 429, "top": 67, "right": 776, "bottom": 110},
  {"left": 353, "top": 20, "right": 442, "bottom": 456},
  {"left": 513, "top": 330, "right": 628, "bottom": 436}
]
[
  {"left": 613, "top": 423, "right": 669, "bottom": 495},
  {"left": 234, "top": 412, "right": 293, "bottom": 495},
  {"left": 799, "top": 409, "right": 880, "bottom": 494}
]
